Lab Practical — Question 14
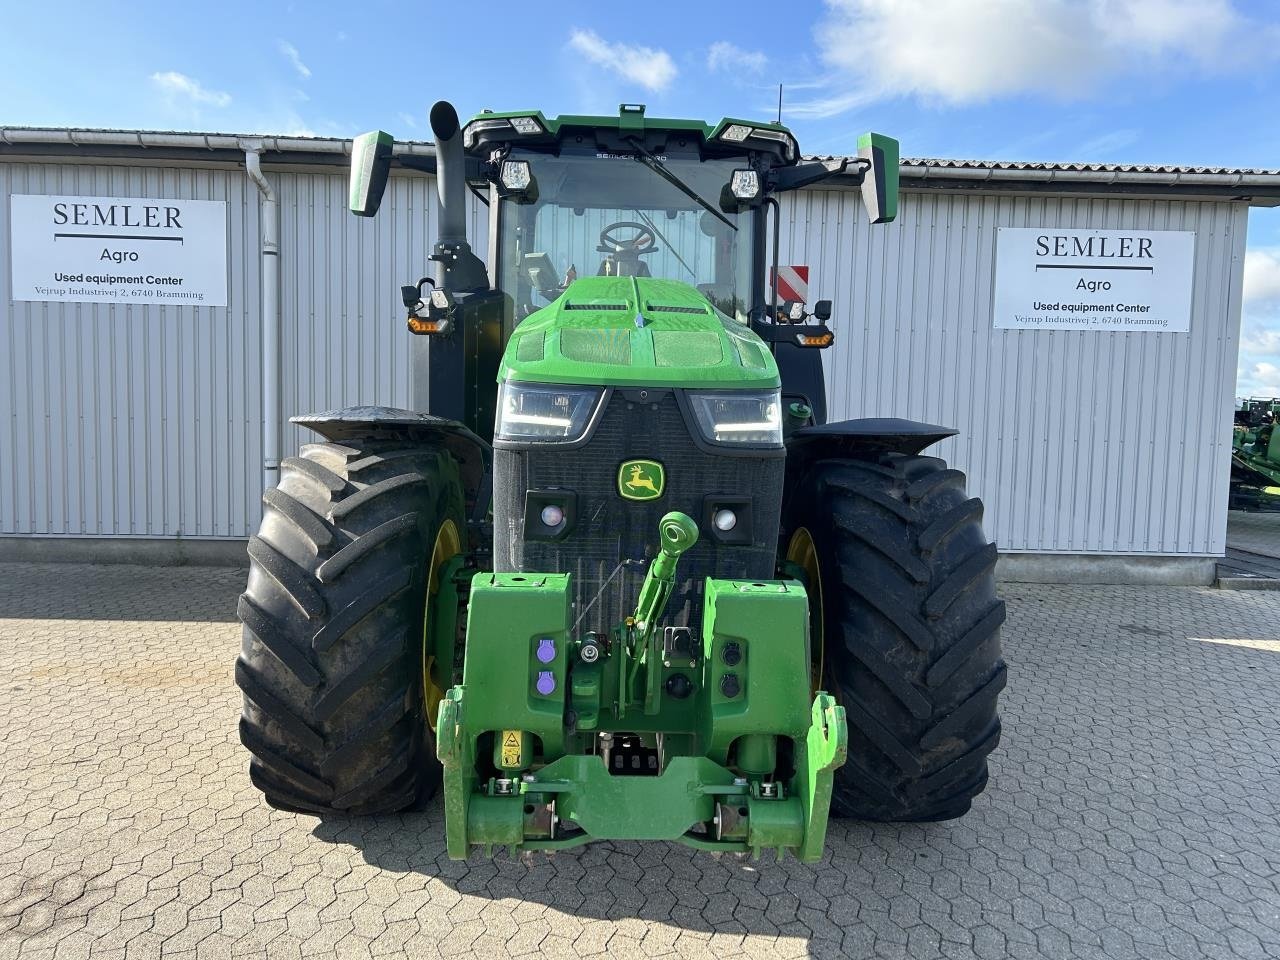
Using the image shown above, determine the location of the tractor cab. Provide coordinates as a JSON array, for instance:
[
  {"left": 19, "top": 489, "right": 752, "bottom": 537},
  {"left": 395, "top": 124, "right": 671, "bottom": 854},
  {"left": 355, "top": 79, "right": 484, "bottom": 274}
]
[
  {"left": 467, "top": 105, "right": 797, "bottom": 328},
  {"left": 350, "top": 103, "right": 899, "bottom": 433}
]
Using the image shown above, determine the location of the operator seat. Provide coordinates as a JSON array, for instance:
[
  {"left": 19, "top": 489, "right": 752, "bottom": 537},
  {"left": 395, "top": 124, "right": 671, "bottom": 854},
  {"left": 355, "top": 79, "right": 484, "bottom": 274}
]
[{"left": 597, "top": 257, "right": 652, "bottom": 278}]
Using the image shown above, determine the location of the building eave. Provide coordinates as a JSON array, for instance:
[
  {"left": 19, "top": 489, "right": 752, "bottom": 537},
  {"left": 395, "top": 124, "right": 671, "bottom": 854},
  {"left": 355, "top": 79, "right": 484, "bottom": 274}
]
[{"left": 3, "top": 127, "right": 1279, "bottom": 204}]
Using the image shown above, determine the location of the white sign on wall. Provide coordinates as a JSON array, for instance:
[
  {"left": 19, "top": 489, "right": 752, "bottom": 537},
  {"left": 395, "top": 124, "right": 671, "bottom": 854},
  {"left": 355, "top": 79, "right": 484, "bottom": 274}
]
[
  {"left": 9, "top": 194, "right": 228, "bottom": 306},
  {"left": 993, "top": 228, "right": 1195, "bottom": 332}
]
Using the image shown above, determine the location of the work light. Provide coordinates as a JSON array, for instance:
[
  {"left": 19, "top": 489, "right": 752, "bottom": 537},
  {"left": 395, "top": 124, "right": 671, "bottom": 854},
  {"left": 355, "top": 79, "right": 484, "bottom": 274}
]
[
  {"left": 462, "top": 116, "right": 511, "bottom": 148},
  {"left": 730, "top": 169, "right": 760, "bottom": 200},
  {"left": 509, "top": 116, "right": 543, "bottom": 135},
  {"left": 500, "top": 160, "right": 532, "bottom": 192},
  {"left": 713, "top": 509, "right": 738, "bottom": 532}
]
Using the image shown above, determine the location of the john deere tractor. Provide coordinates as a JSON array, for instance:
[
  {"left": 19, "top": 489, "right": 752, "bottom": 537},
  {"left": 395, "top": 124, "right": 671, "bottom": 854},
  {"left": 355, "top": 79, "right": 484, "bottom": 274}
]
[
  {"left": 1231, "top": 398, "right": 1280, "bottom": 505},
  {"left": 236, "top": 101, "right": 1006, "bottom": 860}
]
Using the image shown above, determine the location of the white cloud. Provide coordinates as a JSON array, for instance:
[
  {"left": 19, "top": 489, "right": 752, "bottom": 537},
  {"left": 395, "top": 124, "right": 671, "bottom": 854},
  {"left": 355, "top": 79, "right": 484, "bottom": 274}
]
[
  {"left": 1244, "top": 248, "right": 1280, "bottom": 304},
  {"left": 1074, "top": 129, "right": 1140, "bottom": 159},
  {"left": 397, "top": 112, "right": 418, "bottom": 130},
  {"left": 1238, "top": 322, "right": 1280, "bottom": 394},
  {"left": 791, "top": 0, "right": 1276, "bottom": 118},
  {"left": 278, "top": 40, "right": 311, "bottom": 79},
  {"left": 707, "top": 41, "right": 767, "bottom": 74},
  {"left": 1241, "top": 324, "right": 1280, "bottom": 355},
  {"left": 568, "top": 29, "right": 677, "bottom": 92},
  {"left": 150, "top": 71, "right": 231, "bottom": 108},
  {"left": 1237, "top": 245, "right": 1280, "bottom": 396},
  {"left": 1239, "top": 359, "right": 1280, "bottom": 396}
]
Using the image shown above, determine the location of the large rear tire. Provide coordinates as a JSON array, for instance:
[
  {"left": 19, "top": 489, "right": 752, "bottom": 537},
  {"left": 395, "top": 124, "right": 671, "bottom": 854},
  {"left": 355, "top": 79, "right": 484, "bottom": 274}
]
[
  {"left": 785, "top": 453, "right": 1006, "bottom": 821},
  {"left": 236, "top": 438, "right": 465, "bottom": 815}
]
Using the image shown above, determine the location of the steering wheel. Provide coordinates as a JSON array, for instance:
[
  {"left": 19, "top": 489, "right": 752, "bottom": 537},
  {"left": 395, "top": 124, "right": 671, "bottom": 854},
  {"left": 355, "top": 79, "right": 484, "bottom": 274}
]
[{"left": 598, "top": 221, "right": 658, "bottom": 256}]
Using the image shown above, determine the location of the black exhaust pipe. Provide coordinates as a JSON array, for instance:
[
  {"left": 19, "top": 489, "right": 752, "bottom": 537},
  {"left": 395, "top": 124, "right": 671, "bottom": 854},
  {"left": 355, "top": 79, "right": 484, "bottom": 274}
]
[
  {"left": 429, "top": 101, "right": 468, "bottom": 247},
  {"left": 427, "top": 100, "right": 487, "bottom": 294}
]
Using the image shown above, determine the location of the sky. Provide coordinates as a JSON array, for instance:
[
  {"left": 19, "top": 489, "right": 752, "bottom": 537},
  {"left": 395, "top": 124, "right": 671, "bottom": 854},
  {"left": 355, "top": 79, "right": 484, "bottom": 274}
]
[{"left": 2, "top": 0, "right": 1278, "bottom": 396}]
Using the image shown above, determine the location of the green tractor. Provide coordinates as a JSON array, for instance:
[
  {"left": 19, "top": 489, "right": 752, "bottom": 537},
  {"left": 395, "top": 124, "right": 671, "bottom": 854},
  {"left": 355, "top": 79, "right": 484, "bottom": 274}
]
[
  {"left": 236, "top": 101, "right": 1006, "bottom": 860},
  {"left": 1232, "top": 398, "right": 1280, "bottom": 501}
]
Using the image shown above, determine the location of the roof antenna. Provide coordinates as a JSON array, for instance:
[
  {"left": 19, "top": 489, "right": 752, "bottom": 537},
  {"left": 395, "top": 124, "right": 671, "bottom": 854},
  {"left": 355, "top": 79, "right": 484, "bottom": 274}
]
[{"left": 777, "top": 83, "right": 784, "bottom": 124}]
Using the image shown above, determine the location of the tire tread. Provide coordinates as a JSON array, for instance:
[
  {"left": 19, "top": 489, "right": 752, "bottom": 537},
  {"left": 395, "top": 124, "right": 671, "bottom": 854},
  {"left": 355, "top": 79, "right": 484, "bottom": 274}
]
[
  {"left": 236, "top": 440, "right": 463, "bottom": 816},
  {"left": 791, "top": 453, "right": 1005, "bottom": 822}
]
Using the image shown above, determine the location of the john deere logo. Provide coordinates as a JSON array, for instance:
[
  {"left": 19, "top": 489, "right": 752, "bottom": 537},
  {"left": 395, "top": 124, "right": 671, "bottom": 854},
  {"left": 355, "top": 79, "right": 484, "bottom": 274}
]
[{"left": 618, "top": 460, "right": 665, "bottom": 501}]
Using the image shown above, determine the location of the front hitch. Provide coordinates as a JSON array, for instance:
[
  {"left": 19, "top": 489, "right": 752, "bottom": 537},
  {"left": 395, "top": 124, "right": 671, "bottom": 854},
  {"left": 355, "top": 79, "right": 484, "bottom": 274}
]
[{"left": 627, "top": 511, "right": 698, "bottom": 715}]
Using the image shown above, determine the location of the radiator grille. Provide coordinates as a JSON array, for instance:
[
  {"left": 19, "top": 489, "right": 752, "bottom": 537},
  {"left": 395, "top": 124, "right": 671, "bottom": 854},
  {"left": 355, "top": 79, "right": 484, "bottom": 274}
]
[{"left": 493, "top": 391, "right": 784, "bottom": 636}]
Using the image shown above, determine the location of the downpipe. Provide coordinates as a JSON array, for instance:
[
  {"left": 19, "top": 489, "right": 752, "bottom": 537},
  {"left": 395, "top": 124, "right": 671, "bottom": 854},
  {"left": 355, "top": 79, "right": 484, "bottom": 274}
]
[{"left": 243, "top": 145, "right": 280, "bottom": 496}]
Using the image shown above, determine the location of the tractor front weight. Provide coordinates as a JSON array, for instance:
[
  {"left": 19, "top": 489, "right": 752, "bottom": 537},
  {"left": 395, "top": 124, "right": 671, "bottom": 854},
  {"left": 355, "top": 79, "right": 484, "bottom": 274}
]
[{"left": 435, "top": 515, "right": 848, "bottom": 861}]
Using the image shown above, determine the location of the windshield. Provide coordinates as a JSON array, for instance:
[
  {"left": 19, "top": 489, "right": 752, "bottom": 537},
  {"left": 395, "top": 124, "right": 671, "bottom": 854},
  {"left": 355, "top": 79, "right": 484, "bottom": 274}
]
[{"left": 497, "top": 148, "right": 756, "bottom": 326}]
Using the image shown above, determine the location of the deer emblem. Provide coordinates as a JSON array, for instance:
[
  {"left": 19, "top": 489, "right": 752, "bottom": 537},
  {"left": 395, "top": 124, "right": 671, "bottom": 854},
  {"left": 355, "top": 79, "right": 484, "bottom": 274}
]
[
  {"left": 619, "top": 461, "right": 664, "bottom": 499},
  {"left": 625, "top": 464, "right": 659, "bottom": 493}
]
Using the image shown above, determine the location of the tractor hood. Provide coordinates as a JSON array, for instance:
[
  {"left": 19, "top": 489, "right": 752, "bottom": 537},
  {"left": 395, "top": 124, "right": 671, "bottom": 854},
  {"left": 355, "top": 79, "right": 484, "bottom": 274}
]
[{"left": 499, "top": 277, "right": 780, "bottom": 389}]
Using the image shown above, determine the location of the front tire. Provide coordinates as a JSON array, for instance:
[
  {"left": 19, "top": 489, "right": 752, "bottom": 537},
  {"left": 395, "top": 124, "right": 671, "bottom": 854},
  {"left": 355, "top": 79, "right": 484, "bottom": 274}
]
[
  {"left": 236, "top": 438, "right": 465, "bottom": 815},
  {"left": 786, "top": 453, "right": 1006, "bottom": 821}
]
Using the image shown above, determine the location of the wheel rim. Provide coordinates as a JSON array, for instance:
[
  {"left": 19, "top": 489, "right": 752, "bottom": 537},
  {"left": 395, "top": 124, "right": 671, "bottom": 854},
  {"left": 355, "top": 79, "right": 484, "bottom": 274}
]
[
  {"left": 786, "top": 526, "right": 826, "bottom": 697},
  {"left": 423, "top": 518, "right": 462, "bottom": 734}
]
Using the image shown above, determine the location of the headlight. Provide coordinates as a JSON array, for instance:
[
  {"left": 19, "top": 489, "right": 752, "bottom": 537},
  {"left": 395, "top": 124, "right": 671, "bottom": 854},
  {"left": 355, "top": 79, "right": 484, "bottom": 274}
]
[
  {"left": 495, "top": 382, "right": 602, "bottom": 442},
  {"left": 688, "top": 390, "right": 783, "bottom": 446}
]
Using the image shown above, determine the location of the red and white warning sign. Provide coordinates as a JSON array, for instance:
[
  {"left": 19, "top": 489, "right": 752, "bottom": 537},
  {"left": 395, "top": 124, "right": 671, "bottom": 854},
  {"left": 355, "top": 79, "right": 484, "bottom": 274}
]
[{"left": 771, "top": 265, "right": 809, "bottom": 303}]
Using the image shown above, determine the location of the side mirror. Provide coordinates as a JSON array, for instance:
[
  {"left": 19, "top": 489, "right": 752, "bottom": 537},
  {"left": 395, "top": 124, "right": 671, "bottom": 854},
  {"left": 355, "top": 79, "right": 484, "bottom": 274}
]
[
  {"left": 857, "top": 132, "right": 899, "bottom": 224},
  {"left": 813, "top": 299, "right": 832, "bottom": 322},
  {"left": 349, "top": 130, "right": 394, "bottom": 217}
]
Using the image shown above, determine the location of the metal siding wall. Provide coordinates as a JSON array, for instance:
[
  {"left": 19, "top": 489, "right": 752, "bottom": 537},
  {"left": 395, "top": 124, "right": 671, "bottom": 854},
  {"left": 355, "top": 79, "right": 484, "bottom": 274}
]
[
  {"left": 784, "top": 189, "right": 1246, "bottom": 556},
  {"left": 0, "top": 160, "right": 260, "bottom": 539},
  {"left": 276, "top": 171, "right": 424, "bottom": 454},
  {"left": 273, "top": 170, "right": 487, "bottom": 455}
]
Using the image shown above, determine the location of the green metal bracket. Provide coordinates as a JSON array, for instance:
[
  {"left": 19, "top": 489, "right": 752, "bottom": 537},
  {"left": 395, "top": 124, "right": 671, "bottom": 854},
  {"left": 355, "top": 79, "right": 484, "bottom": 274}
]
[
  {"left": 794, "top": 692, "right": 847, "bottom": 862},
  {"left": 618, "top": 103, "right": 646, "bottom": 133}
]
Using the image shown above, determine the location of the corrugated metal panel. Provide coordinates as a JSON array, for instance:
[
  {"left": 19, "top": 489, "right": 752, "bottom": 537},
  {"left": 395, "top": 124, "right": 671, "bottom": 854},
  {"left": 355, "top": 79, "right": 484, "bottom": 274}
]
[
  {"left": 273, "top": 169, "right": 488, "bottom": 454},
  {"left": 0, "top": 161, "right": 261, "bottom": 539},
  {"left": 1, "top": 163, "right": 484, "bottom": 539},
  {"left": 276, "top": 171, "right": 424, "bottom": 453},
  {"left": 782, "top": 189, "right": 1246, "bottom": 555}
]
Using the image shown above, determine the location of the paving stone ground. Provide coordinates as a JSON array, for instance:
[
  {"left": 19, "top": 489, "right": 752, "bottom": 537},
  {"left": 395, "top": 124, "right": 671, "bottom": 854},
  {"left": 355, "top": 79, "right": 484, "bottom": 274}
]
[
  {"left": 1, "top": 562, "right": 1279, "bottom": 959},
  {"left": 1228, "top": 510, "right": 1280, "bottom": 559}
]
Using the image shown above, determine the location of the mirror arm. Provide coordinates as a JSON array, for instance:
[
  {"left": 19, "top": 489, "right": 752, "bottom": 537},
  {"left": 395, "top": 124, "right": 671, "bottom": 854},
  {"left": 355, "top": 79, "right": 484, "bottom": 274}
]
[
  {"left": 396, "top": 155, "right": 435, "bottom": 174},
  {"left": 769, "top": 158, "right": 867, "bottom": 194}
]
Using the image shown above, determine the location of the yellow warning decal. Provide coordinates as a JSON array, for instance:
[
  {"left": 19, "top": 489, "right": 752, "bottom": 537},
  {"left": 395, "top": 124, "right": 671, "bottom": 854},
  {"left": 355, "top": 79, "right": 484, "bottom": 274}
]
[{"left": 500, "top": 730, "right": 523, "bottom": 768}]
